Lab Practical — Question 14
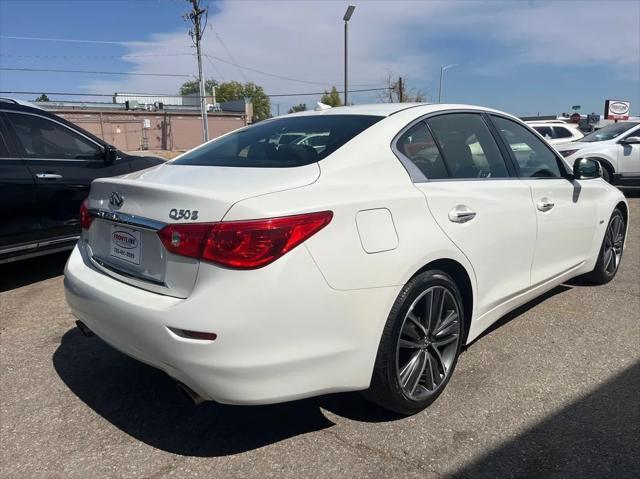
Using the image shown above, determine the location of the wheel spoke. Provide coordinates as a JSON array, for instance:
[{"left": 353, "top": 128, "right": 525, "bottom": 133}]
[
  {"left": 425, "top": 352, "right": 436, "bottom": 390},
  {"left": 423, "top": 289, "right": 434, "bottom": 331},
  {"left": 406, "top": 311, "right": 427, "bottom": 338},
  {"left": 399, "top": 338, "right": 423, "bottom": 349},
  {"left": 433, "top": 333, "right": 459, "bottom": 347},
  {"left": 399, "top": 351, "right": 422, "bottom": 388},
  {"left": 430, "top": 343, "right": 447, "bottom": 375},
  {"left": 604, "top": 248, "right": 614, "bottom": 272},
  {"left": 434, "top": 310, "right": 458, "bottom": 337},
  {"left": 407, "top": 351, "right": 427, "bottom": 395}
]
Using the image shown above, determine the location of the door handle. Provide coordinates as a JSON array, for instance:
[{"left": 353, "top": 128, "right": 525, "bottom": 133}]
[
  {"left": 448, "top": 205, "right": 477, "bottom": 223},
  {"left": 35, "top": 173, "right": 63, "bottom": 180},
  {"left": 536, "top": 198, "right": 555, "bottom": 212}
]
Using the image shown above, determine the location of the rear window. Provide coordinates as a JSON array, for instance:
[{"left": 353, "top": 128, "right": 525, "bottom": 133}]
[{"left": 173, "top": 114, "right": 383, "bottom": 167}]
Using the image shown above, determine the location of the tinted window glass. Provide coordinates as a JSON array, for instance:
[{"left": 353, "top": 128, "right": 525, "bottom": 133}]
[
  {"left": 396, "top": 122, "right": 448, "bottom": 179},
  {"left": 427, "top": 114, "right": 509, "bottom": 179},
  {"left": 534, "top": 126, "right": 554, "bottom": 139},
  {"left": 6, "top": 112, "right": 103, "bottom": 160},
  {"left": 581, "top": 121, "right": 639, "bottom": 142},
  {"left": 492, "top": 116, "right": 562, "bottom": 178},
  {"left": 553, "top": 126, "right": 573, "bottom": 139},
  {"left": 173, "top": 115, "right": 382, "bottom": 168}
]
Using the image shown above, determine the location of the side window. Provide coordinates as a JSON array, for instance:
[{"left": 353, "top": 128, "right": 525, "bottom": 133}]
[
  {"left": 427, "top": 113, "right": 509, "bottom": 179},
  {"left": 6, "top": 112, "right": 103, "bottom": 160},
  {"left": 553, "top": 126, "right": 573, "bottom": 139},
  {"left": 396, "top": 122, "right": 449, "bottom": 179},
  {"left": 534, "top": 126, "right": 554, "bottom": 139},
  {"left": 491, "top": 116, "right": 563, "bottom": 178}
]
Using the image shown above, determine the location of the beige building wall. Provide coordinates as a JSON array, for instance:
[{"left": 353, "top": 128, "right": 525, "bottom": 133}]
[{"left": 54, "top": 110, "right": 248, "bottom": 152}]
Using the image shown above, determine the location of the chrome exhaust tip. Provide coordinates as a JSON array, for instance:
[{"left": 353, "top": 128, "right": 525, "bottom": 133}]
[
  {"left": 176, "top": 382, "right": 206, "bottom": 405},
  {"left": 75, "top": 320, "right": 94, "bottom": 337}
]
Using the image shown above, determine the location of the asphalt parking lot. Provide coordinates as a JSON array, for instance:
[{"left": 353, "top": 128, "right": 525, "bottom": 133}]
[{"left": 1, "top": 193, "right": 638, "bottom": 479}]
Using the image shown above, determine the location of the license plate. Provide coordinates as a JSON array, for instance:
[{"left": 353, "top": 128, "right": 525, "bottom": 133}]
[{"left": 110, "top": 224, "right": 141, "bottom": 265}]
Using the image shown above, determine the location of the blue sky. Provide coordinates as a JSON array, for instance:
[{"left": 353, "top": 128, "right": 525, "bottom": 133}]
[{"left": 1, "top": 0, "right": 638, "bottom": 117}]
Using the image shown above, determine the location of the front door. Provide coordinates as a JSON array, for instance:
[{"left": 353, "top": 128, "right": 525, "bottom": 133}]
[
  {"left": 4, "top": 111, "right": 131, "bottom": 240},
  {"left": 617, "top": 126, "right": 640, "bottom": 178},
  {"left": 490, "top": 115, "right": 597, "bottom": 285}
]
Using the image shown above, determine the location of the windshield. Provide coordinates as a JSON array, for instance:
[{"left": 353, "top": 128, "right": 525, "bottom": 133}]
[
  {"left": 173, "top": 114, "right": 383, "bottom": 167},
  {"left": 581, "top": 122, "right": 639, "bottom": 142}
]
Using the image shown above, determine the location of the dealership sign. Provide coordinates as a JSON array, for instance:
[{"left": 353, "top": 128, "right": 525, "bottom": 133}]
[{"left": 604, "top": 100, "right": 630, "bottom": 120}]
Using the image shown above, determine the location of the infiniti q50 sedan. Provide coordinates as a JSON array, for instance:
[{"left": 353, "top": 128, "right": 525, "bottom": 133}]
[{"left": 64, "top": 103, "right": 628, "bottom": 415}]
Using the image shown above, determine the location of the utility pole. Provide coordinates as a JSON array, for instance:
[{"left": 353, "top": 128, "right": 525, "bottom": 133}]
[
  {"left": 398, "top": 77, "right": 404, "bottom": 103},
  {"left": 185, "top": 0, "right": 209, "bottom": 143}
]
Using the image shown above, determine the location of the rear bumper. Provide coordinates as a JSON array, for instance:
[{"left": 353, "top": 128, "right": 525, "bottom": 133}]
[{"left": 64, "top": 244, "right": 398, "bottom": 404}]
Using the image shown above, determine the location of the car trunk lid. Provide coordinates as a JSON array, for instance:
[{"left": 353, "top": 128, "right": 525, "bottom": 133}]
[{"left": 84, "top": 163, "right": 320, "bottom": 297}]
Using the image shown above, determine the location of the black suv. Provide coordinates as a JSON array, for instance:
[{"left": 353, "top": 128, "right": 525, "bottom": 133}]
[{"left": 0, "top": 99, "right": 164, "bottom": 264}]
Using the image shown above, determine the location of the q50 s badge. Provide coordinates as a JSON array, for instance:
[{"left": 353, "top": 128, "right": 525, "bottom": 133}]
[{"left": 169, "top": 209, "right": 199, "bottom": 220}]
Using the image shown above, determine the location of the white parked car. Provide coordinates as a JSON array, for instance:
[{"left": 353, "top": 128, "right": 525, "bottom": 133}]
[
  {"left": 65, "top": 104, "right": 628, "bottom": 415},
  {"left": 526, "top": 121, "right": 584, "bottom": 145},
  {"left": 556, "top": 121, "right": 640, "bottom": 185}
]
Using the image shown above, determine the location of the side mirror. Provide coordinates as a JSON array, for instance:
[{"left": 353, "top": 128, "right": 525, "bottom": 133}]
[
  {"left": 620, "top": 136, "right": 640, "bottom": 145},
  {"left": 104, "top": 145, "right": 118, "bottom": 164},
  {"left": 573, "top": 158, "right": 601, "bottom": 180}
]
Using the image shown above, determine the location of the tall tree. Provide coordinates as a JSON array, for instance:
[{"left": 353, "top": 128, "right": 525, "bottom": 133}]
[
  {"left": 319, "top": 86, "right": 343, "bottom": 107},
  {"left": 178, "top": 79, "right": 271, "bottom": 122},
  {"left": 288, "top": 103, "right": 307, "bottom": 113},
  {"left": 35, "top": 93, "right": 49, "bottom": 102}
]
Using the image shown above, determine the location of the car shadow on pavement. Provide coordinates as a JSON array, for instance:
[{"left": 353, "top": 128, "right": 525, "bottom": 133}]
[
  {"left": 53, "top": 327, "right": 343, "bottom": 457},
  {"left": 452, "top": 360, "right": 640, "bottom": 478},
  {"left": 0, "top": 251, "right": 69, "bottom": 293}
]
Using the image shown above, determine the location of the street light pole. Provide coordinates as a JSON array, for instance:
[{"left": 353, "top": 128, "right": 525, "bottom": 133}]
[
  {"left": 343, "top": 5, "right": 355, "bottom": 106},
  {"left": 438, "top": 64, "right": 456, "bottom": 103}
]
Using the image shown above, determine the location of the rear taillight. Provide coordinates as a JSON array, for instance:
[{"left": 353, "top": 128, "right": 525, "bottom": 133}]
[
  {"left": 157, "top": 211, "right": 332, "bottom": 269},
  {"left": 80, "top": 198, "right": 93, "bottom": 230}
]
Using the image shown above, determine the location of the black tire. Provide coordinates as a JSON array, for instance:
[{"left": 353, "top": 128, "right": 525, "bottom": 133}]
[
  {"left": 582, "top": 208, "right": 626, "bottom": 284},
  {"left": 600, "top": 164, "right": 611, "bottom": 183},
  {"left": 364, "top": 270, "right": 465, "bottom": 415}
]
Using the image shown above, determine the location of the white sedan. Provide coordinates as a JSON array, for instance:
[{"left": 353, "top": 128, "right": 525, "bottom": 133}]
[{"left": 65, "top": 103, "right": 628, "bottom": 415}]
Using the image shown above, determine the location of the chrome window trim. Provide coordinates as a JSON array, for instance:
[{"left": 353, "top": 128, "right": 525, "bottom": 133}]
[
  {"left": 391, "top": 108, "right": 518, "bottom": 183},
  {"left": 0, "top": 242, "right": 39, "bottom": 254},
  {"left": 0, "top": 109, "right": 105, "bottom": 159},
  {"left": 89, "top": 208, "right": 166, "bottom": 231}
]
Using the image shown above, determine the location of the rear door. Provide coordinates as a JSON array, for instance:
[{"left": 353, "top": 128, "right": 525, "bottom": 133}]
[
  {"left": 400, "top": 113, "right": 537, "bottom": 318},
  {"left": 490, "top": 115, "right": 597, "bottom": 284},
  {"left": 4, "top": 111, "right": 131, "bottom": 240},
  {"left": 0, "top": 114, "right": 41, "bottom": 252}
]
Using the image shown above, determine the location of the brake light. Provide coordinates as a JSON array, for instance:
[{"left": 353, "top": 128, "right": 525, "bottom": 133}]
[
  {"left": 79, "top": 198, "right": 93, "bottom": 230},
  {"left": 157, "top": 211, "right": 333, "bottom": 269}
]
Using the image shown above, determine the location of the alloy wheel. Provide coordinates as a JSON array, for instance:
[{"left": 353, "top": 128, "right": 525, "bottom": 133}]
[
  {"left": 603, "top": 214, "right": 625, "bottom": 276},
  {"left": 395, "top": 286, "right": 461, "bottom": 400}
]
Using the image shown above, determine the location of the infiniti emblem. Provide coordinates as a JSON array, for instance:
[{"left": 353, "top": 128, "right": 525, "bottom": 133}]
[{"left": 109, "top": 191, "right": 124, "bottom": 208}]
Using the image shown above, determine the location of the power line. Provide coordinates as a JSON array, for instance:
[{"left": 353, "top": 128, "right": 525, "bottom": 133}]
[
  {"left": 0, "top": 53, "right": 194, "bottom": 59},
  {"left": 203, "top": 53, "right": 383, "bottom": 88},
  {"left": 0, "top": 67, "right": 193, "bottom": 78},
  {"left": 0, "top": 87, "right": 390, "bottom": 99},
  {"left": 0, "top": 35, "right": 131, "bottom": 45},
  {"left": 215, "top": 32, "right": 248, "bottom": 83}
]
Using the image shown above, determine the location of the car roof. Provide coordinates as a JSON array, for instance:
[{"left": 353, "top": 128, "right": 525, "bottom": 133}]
[
  {"left": 287, "top": 103, "right": 509, "bottom": 118},
  {"left": 0, "top": 97, "right": 107, "bottom": 147}
]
